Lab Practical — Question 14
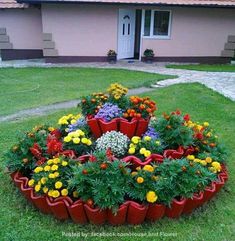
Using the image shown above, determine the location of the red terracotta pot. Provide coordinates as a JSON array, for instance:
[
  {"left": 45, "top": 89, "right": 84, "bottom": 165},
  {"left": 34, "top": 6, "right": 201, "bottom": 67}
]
[
  {"left": 219, "top": 171, "right": 228, "bottom": 183},
  {"left": 30, "top": 193, "right": 52, "bottom": 214},
  {"left": 146, "top": 154, "right": 164, "bottom": 163},
  {"left": 183, "top": 192, "right": 204, "bottom": 214},
  {"left": 98, "top": 118, "right": 119, "bottom": 134},
  {"left": 84, "top": 204, "right": 107, "bottom": 225},
  {"left": 165, "top": 198, "right": 186, "bottom": 218},
  {"left": 87, "top": 118, "right": 102, "bottom": 138},
  {"left": 135, "top": 118, "right": 150, "bottom": 137},
  {"left": 20, "top": 180, "right": 34, "bottom": 202},
  {"left": 119, "top": 118, "right": 138, "bottom": 139},
  {"left": 67, "top": 199, "right": 88, "bottom": 224},
  {"left": 214, "top": 175, "right": 225, "bottom": 193},
  {"left": 126, "top": 201, "right": 148, "bottom": 225},
  {"left": 202, "top": 182, "right": 217, "bottom": 203},
  {"left": 11, "top": 171, "right": 24, "bottom": 189},
  {"left": 46, "top": 196, "right": 72, "bottom": 220},
  {"left": 146, "top": 203, "right": 166, "bottom": 221},
  {"left": 107, "top": 202, "right": 129, "bottom": 225},
  {"left": 77, "top": 154, "right": 93, "bottom": 163}
]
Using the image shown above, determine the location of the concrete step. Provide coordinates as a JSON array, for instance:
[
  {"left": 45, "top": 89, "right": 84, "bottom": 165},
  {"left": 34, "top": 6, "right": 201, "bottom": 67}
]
[
  {"left": 225, "top": 42, "right": 235, "bottom": 50},
  {"left": 228, "top": 35, "right": 235, "bottom": 43},
  {"left": 221, "top": 50, "right": 234, "bottom": 57}
]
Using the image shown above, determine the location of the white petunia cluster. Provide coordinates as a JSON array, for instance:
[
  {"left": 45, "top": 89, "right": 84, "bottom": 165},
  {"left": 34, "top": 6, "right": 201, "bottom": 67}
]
[{"left": 95, "top": 131, "right": 130, "bottom": 157}]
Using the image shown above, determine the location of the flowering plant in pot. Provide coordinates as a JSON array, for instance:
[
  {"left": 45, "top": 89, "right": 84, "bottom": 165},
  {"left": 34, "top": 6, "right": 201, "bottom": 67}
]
[
  {"left": 107, "top": 49, "right": 117, "bottom": 64},
  {"left": 143, "top": 49, "right": 155, "bottom": 63}
]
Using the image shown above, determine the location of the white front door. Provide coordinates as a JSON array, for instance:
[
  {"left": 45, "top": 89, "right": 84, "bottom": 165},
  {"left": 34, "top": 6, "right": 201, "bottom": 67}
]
[{"left": 118, "top": 9, "right": 136, "bottom": 59}]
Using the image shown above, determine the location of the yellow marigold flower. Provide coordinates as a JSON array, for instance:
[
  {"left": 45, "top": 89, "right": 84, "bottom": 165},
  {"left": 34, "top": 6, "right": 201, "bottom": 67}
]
[
  {"left": 130, "top": 143, "right": 136, "bottom": 148},
  {"left": 87, "top": 139, "right": 92, "bottom": 146},
  {"left": 53, "top": 158, "right": 60, "bottom": 164},
  {"left": 204, "top": 122, "right": 209, "bottom": 127},
  {"left": 49, "top": 173, "right": 56, "bottom": 179},
  {"left": 55, "top": 181, "right": 63, "bottom": 189},
  {"left": 81, "top": 138, "right": 88, "bottom": 144},
  {"left": 51, "top": 164, "right": 58, "bottom": 171},
  {"left": 131, "top": 171, "right": 138, "bottom": 176},
  {"left": 136, "top": 167, "right": 141, "bottom": 171},
  {"left": 28, "top": 179, "right": 35, "bottom": 187},
  {"left": 139, "top": 148, "right": 146, "bottom": 155},
  {"left": 77, "top": 130, "right": 85, "bottom": 136},
  {"left": 206, "top": 132, "right": 211, "bottom": 138},
  {"left": 62, "top": 161, "right": 68, "bottom": 166},
  {"left": 44, "top": 165, "right": 51, "bottom": 171},
  {"left": 146, "top": 191, "right": 158, "bottom": 203},
  {"left": 211, "top": 162, "right": 221, "bottom": 172},
  {"left": 205, "top": 157, "right": 212, "bottom": 163},
  {"left": 187, "top": 155, "right": 195, "bottom": 161},
  {"left": 137, "top": 177, "right": 144, "bottom": 184},
  {"left": 61, "top": 189, "right": 68, "bottom": 196},
  {"left": 48, "top": 127, "right": 55, "bottom": 132},
  {"left": 34, "top": 184, "right": 41, "bottom": 192},
  {"left": 143, "top": 165, "right": 154, "bottom": 172},
  {"left": 70, "top": 119, "right": 77, "bottom": 124},
  {"left": 151, "top": 175, "right": 159, "bottom": 181},
  {"left": 73, "top": 191, "right": 79, "bottom": 198},
  {"left": 155, "top": 140, "right": 160, "bottom": 146},
  {"left": 47, "top": 159, "right": 53, "bottom": 165},
  {"left": 52, "top": 190, "right": 60, "bottom": 198},
  {"left": 34, "top": 166, "right": 43, "bottom": 173},
  {"left": 64, "top": 136, "right": 72, "bottom": 143},
  {"left": 54, "top": 172, "right": 60, "bottom": 177},
  {"left": 48, "top": 190, "right": 54, "bottom": 197},
  {"left": 73, "top": 137, "right": 80, "bottom": 144},
  {"left": 196, "top": 125, "right": 203, "bottom": 131},
  {"left": 144, "top": 150, "right": 151, "bottom": 158},
  {"left": 43, "top": 187, "right": 48, "bottom": 193},
  {"left": 40, "top": 177, "right": 47, "bottom": 185},
  {"left": 128, "top": 147, "right": 135, "bottom": 155},
  {"left": 131, "top": 136, "right": 140, "bottom": 144},
  {"left": 208, "top": 167, "right": 217, "bottom": 173},
  {"left": 200, "top": 160, "right": 207, "bottom": 166},
  {"left": 144, "top": 136, "right": 151, "bottom": 141},
  {"left": 194, "top": 158, "right": 201, "bottom": 163},
  {"left": 58, "top": 117, "right": 68, "bottom": 125}
]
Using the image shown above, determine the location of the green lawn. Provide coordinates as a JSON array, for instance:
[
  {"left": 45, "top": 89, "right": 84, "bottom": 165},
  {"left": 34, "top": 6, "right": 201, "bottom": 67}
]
[
  {"left": 166, "top": 64, "right": 235, "bottom": 72},
  {"left": 0, "top": 83, "right": 234, "bottom": 241},
  {"left": 0, "top": 67, "right": 174, "bottom": 116}
]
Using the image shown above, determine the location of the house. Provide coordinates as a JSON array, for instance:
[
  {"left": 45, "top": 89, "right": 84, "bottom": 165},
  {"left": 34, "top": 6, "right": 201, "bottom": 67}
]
[
  {"left": 0, "top": 0, "right": 43, "bottom": 60},
  {"left": 1, "top": 0, "right": 235, "bottom": 63}
]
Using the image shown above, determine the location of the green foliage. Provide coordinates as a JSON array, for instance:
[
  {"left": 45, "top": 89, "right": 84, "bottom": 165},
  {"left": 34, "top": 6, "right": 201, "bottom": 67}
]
[
  {"left": 155, "top": 159, "right": 217, "bottom": 205},
  {"left": 4, "top": 125, "right": 50, "bottom": 176},
  {"left": 68, "top": 151, "right": 131, "bottom": 213},
  {"left": 152, "top": 112, "right": 194, "bottom": 149}
]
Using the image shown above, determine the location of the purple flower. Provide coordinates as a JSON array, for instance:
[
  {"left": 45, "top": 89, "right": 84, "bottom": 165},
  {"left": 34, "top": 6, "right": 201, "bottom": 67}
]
[
  {"left": 143, "top": 127, "right": 159, "bottom": 140},
  {"left": 67, "top": 117, "right": 87, "bottom": 133},
  {"left": 95, "top": 103, "right": 123, "bottom": 122}
]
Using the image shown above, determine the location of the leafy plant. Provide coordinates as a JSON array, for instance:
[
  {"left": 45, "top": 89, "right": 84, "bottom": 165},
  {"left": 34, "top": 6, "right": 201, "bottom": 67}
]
[
  {"left": 143, "top": 49, "right": 154, "bottom": 57},
  {"left": 107, "top": 50, "right": 117, "bottom": 56},
  {"left": 68, "top": 151, "right": 130, "bottom": 213},
  {"left": 152, "top": 110, "right": 194, "bottom": 149}
]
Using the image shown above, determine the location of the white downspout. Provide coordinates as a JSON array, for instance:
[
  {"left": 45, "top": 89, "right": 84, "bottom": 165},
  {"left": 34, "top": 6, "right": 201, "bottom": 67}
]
[{"left": 139, "top": 9, "right": 145, "bottom": 61}]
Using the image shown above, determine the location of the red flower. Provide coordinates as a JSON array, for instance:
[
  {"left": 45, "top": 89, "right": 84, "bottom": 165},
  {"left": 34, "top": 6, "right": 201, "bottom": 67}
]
[
  {"left": 89, "top": 155, "right": 97, "bottom": 162},
  {"left": 183, "top": 114, "right": 190, "bottom": 122},
  {"left": 30, "top": 143, "right": 42, "bottom": 159},
  {"left": 47, "top": 138, "right": 63, "bottom": 155},
  {"left": 36, "top": 157, "right": 47, "bottom": 166},
  {"left": 106, "top": 148, "right": 113, "bottom": 161},
  {"left": 195, "top": 132, "right": 204, "bottom": 140},
  {"left": 176, "top": 109, "right": 181, "bottom": 115},
  {"left": 50, "top": 129, "right": 62, "bottom": 139}
]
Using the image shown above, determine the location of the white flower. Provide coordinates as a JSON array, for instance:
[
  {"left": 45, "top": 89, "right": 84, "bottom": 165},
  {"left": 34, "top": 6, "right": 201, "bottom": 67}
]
[{"left": 95, "top": 131, "right": 130, "bottom": 157}]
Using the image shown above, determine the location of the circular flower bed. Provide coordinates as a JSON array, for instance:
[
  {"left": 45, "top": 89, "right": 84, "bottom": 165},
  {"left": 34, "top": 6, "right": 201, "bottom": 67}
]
[{"left": 6, "top": 83, "right": 228, "bottom": 225}]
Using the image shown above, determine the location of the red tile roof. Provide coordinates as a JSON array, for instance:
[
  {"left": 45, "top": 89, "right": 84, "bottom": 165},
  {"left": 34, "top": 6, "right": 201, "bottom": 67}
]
[
  {"left": 0, "top": 0, "right": 28, "bottom": 8},
  {"left": 18, "top": 0, "right": 235, "bottom": 6}
]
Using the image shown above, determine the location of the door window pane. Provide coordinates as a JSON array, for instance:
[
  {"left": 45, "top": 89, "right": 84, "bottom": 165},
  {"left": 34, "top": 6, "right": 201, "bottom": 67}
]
[
  {"left": 153, "top": 11, "right": 170, "bottom": 36},
  {"left": 144, "top": 10, "right": 151, "bottom": 36}
]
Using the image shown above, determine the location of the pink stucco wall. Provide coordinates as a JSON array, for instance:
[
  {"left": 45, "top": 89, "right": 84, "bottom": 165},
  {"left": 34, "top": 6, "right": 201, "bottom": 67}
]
[
  {"left": 0, "top": 8, "right": 42, "bottom": 49},
  {"left": 41, "top": 4, "right": 235, "bottom": 57},
  {"left": 141, "top": 7, "right": 235, "bottom": 57},
  {"left": 41, "top": 4, "right": 118, "bottom": 56}
]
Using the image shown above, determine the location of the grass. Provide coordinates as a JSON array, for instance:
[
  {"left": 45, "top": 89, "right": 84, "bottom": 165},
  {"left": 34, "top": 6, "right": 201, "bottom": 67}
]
[
  {"left": 0, "top": 83, "right": 235, "bottom": 241},
  {"left": 0, "top": 67, "right": 174, "bottom": 116},
  {"left": 166, "top": 64, "right": 235, "bottom": 72}
]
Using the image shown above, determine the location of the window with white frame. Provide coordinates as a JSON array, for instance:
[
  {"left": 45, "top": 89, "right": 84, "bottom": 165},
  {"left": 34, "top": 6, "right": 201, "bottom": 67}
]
[{"left": 143, "top": 10, "right": 171, "bottom": 38}]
